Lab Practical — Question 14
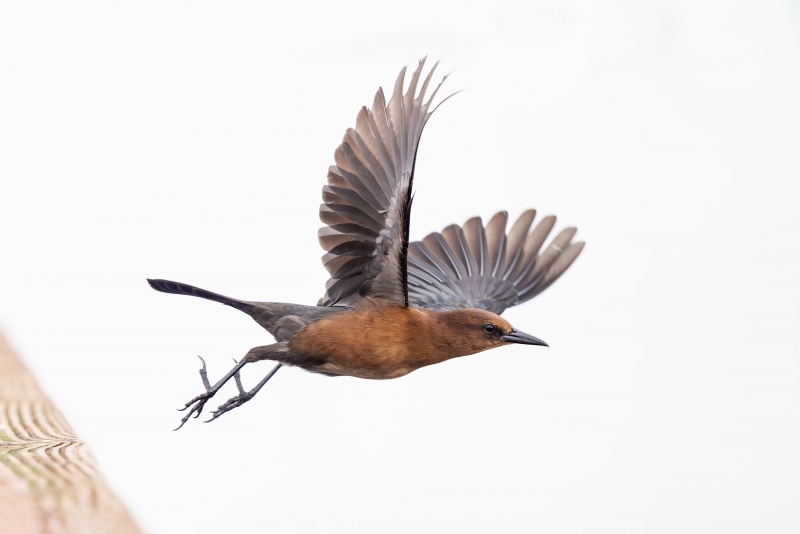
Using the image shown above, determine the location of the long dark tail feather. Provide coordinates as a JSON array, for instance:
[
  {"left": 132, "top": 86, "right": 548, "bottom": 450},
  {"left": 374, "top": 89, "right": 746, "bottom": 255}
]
[{"left": 147, "top": 279, "right": 257, "bottom": 315}]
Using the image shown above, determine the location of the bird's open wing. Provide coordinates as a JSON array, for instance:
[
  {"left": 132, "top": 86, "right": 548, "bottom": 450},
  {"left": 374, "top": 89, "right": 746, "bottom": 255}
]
[
  {"left": 318, "top": 58, "right": 451, "bottom": 307},
  {"left": 406, "top": 210, "right": 584, "bottom": 314}
]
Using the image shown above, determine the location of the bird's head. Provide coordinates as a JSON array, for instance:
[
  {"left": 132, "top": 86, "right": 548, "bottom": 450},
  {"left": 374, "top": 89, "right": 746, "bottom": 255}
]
[{"left": 432, "top": 308, "right": 548, "bottom": 356}]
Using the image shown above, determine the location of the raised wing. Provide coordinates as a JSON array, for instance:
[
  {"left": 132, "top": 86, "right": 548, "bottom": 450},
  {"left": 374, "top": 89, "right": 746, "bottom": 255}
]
[
  {"left": 318, "top": 58, "right": 451, "bottom": 307},
  {"left": 406, "top": 210, "right": 584, "bottom": 313}
]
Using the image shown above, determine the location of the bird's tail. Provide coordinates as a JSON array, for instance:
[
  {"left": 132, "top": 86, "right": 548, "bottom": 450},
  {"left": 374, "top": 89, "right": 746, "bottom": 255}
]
[{"left": 147, "top": 279, "right": 258, "bottom": 315}]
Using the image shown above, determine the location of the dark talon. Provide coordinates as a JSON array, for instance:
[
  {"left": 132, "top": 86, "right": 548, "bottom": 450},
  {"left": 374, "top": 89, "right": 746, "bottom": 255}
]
[
  {"left": 205, "top": 392, "right": 253, "bottom": 423},
  {"left": 176, "top": 357, "right": 213, "bottom": 413},
  {"left": 173, "top": 357, "right": 250, "bottom": 430},
  {"left": 204, "top": 363, "right": 282, "bottom": 423},
  {"left": 174, "top": 394, "right": 213, "bottom": 430}
]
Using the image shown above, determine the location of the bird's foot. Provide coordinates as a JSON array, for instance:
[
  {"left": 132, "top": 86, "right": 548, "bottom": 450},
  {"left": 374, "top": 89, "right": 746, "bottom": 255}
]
[
  {"left": 174, "top": 356, "right": 217, "bottom": 430},
  {"left": 175, "top": 356, "right": 246, "bottom": 430},
  {"left": 205, "top": 362, "right": 283, "bottom": 423},
  {"left": 207, "top": 393, "right": 253, "bottom": 422}
]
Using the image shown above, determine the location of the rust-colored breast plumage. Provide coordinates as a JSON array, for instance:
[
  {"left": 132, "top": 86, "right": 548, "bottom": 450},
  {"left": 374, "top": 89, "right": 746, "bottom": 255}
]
[{"left": 289, "top": 301, "right": 441, "bottom": 379}]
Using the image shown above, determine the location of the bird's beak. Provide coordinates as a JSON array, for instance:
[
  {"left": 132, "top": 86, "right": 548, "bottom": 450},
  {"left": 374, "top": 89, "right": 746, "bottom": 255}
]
[{"left": 502, "top": 328, "right": 549, "bottom": 347}]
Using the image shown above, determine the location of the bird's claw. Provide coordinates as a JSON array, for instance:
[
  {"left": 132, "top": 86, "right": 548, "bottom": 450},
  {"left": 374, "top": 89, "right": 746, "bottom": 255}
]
[
  {"left": 173, "top": 355, "right": 278, "bottom": 429},
  {"left": 174, "top": 356, "right": 217, "bottom": 430},
  {"left": 206, "top": 391, "right": 254, "bottom": 423}
]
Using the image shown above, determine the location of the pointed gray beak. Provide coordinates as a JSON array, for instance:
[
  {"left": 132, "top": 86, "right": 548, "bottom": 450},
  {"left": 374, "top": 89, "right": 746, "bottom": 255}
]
[{"left": 502, "top": 328, "right": 548, "bottom": 347}]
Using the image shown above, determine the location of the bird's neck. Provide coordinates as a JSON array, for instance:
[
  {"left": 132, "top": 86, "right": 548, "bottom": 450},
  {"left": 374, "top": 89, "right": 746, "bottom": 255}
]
[{"left": 418, "top": 309, "right": 490, "bottom": 361}]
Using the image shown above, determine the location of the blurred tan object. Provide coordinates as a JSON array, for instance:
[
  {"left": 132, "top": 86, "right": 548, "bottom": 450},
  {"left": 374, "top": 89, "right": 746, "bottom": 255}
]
[{"left": 0, "top": 332, "right": 141, "bottom": 534}]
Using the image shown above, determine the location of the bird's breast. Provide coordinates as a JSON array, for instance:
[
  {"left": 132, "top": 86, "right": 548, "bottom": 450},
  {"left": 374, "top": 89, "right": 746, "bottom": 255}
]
[{"left": 288, "top": 303, "right": 442, "bottom": 379}]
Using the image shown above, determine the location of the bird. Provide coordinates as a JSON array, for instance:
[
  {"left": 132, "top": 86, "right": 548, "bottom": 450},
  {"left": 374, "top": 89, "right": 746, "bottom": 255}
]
[{"left": 148, "top": 58, "right": 585, "bottom": 429}]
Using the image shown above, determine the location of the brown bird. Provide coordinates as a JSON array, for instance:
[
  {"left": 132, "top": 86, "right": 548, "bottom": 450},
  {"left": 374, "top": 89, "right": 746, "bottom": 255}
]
[{"left": 149, "top": 58, "right": 584, "bottom": 429}]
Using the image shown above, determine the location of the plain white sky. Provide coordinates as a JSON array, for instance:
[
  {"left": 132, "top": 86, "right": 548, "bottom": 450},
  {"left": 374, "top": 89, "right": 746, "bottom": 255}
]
[{"left": 1, "top": 1, "right": 799, "bottom": 532}]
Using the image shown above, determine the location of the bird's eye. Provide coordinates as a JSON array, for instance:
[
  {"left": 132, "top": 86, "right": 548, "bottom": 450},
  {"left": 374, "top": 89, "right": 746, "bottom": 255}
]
[{"left": 483, "top": 324, "right": 496, "bottom": 334}]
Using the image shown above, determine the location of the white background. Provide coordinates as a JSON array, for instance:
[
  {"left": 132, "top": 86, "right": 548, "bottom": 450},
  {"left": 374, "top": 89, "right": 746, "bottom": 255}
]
[{"left": 1, "top": 1, "right": 799, "bottom": 532}]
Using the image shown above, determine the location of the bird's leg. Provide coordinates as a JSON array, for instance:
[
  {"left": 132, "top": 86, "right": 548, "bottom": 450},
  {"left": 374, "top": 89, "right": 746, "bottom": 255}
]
[
  {"left": 206, "top": 363, "right": 282, "bottom": 422},
  {"left": 175, "top": 343, "right": 286, "bottom": 430}
]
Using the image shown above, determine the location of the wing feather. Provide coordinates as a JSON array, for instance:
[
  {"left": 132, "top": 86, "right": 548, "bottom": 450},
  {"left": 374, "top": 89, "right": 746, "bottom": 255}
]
[
  {"left": 319, "top": 58, "right": 450, "bottom": 306},
  {"left": 510, "top": 215, "right": 556, "bottom": 285},
  {"left": 503, "top": 209, "right": 536, "bottom": 277},
  {"left": 444, "top": 224, "right": 480, "bottom": 280},
  {"left": 522, "top": 241, "right": 585, "bottom": 300},
  {"left": 407, "top": 211, "right": 584, "bottom": 313},
  {"left": 462, "top": 217, "right": 487, "bottom": 276},
  {"left": 484, "top": 211, "right": 508, "bottom": 277}
]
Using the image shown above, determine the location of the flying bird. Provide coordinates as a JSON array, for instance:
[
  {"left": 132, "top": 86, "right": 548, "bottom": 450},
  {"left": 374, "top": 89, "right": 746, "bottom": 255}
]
[{"left": 149, "top": 59, "right": 584, "bottom": 429}]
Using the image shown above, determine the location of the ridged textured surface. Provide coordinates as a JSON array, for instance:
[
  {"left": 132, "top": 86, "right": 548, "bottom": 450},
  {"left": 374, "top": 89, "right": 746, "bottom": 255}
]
[{"left": 0, "top": 332, "right": 141, "bottom": 534}]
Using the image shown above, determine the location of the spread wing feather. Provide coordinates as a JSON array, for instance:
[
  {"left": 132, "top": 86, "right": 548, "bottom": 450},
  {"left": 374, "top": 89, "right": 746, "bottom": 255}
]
[
  {"left": 319, "top": 58, "right": 451, "bottom": 307},
  {"left": 407, "top": 210, "right": 584, "bottom": 313}
]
